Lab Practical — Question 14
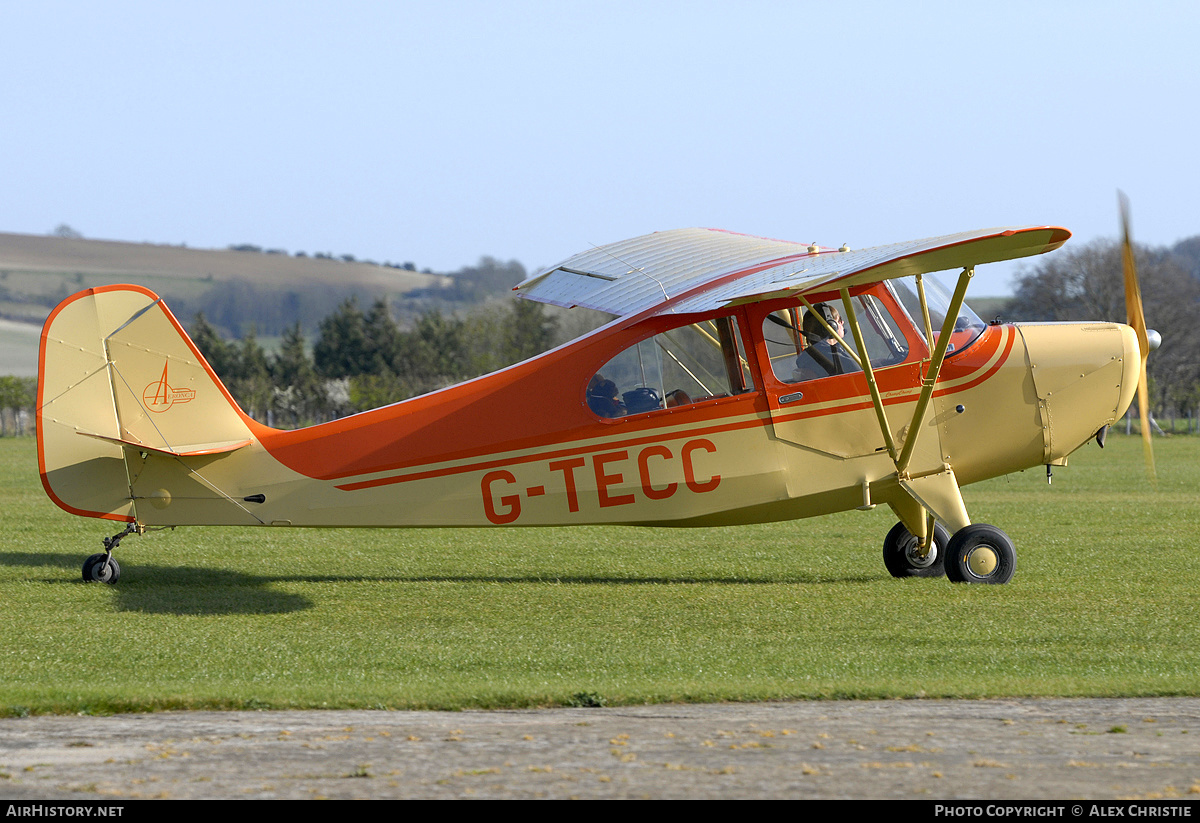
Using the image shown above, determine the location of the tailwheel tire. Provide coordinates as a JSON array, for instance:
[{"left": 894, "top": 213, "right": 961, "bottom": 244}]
[
  {"left": 82, "top": 553, "right": 121, "bottom": 585},
  {"left": 883, "top": 521, "right": 948, "bottom": 578},
  {"left": 944, "top": 524, "right": 1015, "bottom": 584}
]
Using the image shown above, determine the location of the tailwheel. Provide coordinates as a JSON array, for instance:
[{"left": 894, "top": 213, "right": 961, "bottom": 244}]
[
  {"left": 81, "top": 522, "right": 138, "bottom": 585},
  {"left": 82, "top": 553, "right": 121, "bottom": 585},
  {"left": 945, "top": 524, "right": 1015, "bottom": 584},
  {"left": 883, "top": 521, "right": 948, "bottom": 578}
]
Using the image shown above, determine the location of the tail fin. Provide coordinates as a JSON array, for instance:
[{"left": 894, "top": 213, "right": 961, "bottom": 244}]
[{"left": 38, "top": 285, "right": 255, "bottom": 521}]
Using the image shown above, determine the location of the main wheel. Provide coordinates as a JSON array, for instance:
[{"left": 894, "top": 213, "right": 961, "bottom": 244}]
[
  {"left": 883, "top": 521, "right": 948, "bottom": 578},
  {"left": 82, "top": 553, "right": 121, "bottom": 585},
  {"left": 944, "top": 524, "right": 1015, "bottom": 584}
]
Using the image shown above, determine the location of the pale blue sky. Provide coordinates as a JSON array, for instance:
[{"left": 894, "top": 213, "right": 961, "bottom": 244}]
[{"left": 2, "top": 1, "right": 1197, "bottom": 295}]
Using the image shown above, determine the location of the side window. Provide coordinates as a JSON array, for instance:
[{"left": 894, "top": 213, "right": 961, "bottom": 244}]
[
  {"left": 761, "top": 295, "right": 909, "bottom": 385},
  {"left": 587, "top": 316, "right": 754, "bottom": 418}
]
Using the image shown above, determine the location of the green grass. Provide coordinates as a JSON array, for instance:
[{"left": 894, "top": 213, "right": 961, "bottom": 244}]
[{"left": 1, "top": 435, "right": 1197, "bottom": 715}]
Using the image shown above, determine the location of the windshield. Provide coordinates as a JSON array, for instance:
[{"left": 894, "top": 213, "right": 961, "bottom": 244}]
[{"left": 887, "top": 274, "right": 986, "bottom": 354}]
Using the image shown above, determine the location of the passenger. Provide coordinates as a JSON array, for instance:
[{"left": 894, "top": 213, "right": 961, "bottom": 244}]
[
  {"left": 586, "top": 374, "right": 624, "bottom": 418},
  {"left": 665, "top": 389, "right": 692, "bottom": 408}
]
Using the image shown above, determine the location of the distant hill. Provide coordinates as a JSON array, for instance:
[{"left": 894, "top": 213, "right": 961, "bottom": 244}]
[{"left": 0, "top": 232, "right": 452, "bottom": 338}]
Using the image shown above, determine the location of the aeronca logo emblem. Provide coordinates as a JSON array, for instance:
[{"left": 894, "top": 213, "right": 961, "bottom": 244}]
[{"left": 143, "top": 362, "right": 195, "bottom": 413}]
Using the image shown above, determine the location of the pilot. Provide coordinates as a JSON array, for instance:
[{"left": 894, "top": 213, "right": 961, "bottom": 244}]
[
  {"left": 792, "top": 302, "right": 855, "bottom": 381},
  {"left": 586, "top": 373, "right": 625, "bottom": 418}
]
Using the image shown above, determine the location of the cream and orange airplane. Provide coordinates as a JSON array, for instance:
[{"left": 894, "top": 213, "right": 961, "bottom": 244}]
[{"left": 37, "top": 217, "right": 1157, "bottom": 586}]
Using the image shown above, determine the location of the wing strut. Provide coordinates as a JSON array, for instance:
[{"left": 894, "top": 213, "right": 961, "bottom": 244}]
[
  {"left": 839, "top": 288, "right": 897, "bottom": 462},
  {"left": 842, "top": 267, "right": 977, "bottom": 548},
  {"left": 895, "top": 266, "right": 973, "bottom": 477}
]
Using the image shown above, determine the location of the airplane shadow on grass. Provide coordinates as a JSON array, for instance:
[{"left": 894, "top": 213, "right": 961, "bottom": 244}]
[
  {"left": 0, "top": 552, "right": 876, "bottom": 616},
  {"left": 2, "top": 552, "right": 313, "bottom": 615}
]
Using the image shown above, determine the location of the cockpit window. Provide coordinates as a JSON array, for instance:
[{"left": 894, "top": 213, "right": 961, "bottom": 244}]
[
  {"left": 761, "top": 294, "right": 908, "bottom": 384},
  {"left": 887, "top": 275, "right": 986, "bottom": 355},
  {"left": 587, "top": 316, "right": 753, "bottom": 418}
]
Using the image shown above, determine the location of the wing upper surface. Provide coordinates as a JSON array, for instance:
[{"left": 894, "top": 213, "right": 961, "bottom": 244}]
[
  {"left": 514, "top": 226, "right": 1070, "bottom": 317},
  {"left": 513, "top": 228, "right": 807, "bottom": 316}
]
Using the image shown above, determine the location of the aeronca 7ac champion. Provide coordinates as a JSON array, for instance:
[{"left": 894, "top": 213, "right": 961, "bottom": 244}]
[{"left": 37, "top": 222, "right": 1159, "bottom": 586}]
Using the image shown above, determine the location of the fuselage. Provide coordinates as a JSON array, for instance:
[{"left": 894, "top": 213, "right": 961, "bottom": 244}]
[{"left": 98, "top": 278, "right": 1139, "bottom": 530}]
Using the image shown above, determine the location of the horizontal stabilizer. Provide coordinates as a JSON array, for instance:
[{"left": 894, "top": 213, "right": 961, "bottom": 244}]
[{"left": 78, "top": 431, "right": 252, "bottom": 457}]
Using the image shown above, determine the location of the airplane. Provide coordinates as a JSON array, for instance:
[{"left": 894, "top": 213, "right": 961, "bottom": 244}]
[{"left": 36, "top": 218, "right": 1158, "bottom": 587}]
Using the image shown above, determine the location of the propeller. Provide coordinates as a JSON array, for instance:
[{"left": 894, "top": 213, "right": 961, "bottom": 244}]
[{"left": 1119, "top": 192, "right": 1156, "bottom": 481}]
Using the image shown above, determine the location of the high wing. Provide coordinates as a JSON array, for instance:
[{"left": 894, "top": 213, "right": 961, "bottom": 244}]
[{"left": 513, "top": 226, "right": 1071, "bottom": 318}]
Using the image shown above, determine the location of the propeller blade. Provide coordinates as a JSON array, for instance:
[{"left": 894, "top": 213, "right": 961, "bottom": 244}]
[{"left": 1119, "top": 192, "right": 1156, "bottom": 481}]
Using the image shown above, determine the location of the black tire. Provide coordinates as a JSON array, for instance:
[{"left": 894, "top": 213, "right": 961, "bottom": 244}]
[
  {"left": 945, "top": 524, "right": 1015, "bottom": 584},
  {"left": 883, "top": 521, "right": 948, "bottom": 578},
  {"left": 82, "top": 553, "right": 121, "bottom": 585}
]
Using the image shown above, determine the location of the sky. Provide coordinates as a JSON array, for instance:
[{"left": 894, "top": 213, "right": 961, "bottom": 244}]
[{"left": 2, "top": 1, "right": 1198, "bottom": 295}]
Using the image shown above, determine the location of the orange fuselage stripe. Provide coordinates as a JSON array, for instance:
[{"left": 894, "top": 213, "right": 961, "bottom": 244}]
[{"left": 333, "top": 326, "right": 1015, "bottom": 491}]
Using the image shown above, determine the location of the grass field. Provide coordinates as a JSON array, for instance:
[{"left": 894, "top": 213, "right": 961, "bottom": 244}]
[{"left": 0, "top": 435, "right": 1196, "bottom": 716}]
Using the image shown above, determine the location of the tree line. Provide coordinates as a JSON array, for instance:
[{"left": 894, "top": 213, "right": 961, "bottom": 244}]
[
  {"left": 0, "top": 376, "right": 35, "bottom": 436},
  {"left": 189, "top": 296, "right": 559, "bottom": 428}
]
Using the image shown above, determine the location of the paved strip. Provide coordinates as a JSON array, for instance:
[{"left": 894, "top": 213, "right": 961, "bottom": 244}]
[{"left": 1, "top": 698, "right": 1199, "bottom": 799}]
